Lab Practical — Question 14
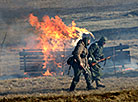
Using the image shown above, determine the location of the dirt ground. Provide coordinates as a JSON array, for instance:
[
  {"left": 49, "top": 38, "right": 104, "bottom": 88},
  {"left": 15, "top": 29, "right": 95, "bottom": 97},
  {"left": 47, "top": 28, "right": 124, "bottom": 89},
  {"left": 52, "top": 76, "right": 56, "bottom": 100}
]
[
  {"left": 0, "top": 74, "right": 138, "bottom": 101},
  {"left": 0, "top": 0, "right": 138, "bottom": 101}
]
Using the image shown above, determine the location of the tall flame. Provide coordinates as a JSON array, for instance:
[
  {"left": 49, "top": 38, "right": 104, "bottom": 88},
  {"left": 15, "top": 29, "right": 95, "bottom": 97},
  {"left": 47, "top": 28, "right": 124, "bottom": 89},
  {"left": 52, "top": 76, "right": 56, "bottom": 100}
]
[{"left": 28, "top": 13, "right": 94, "bottom": 76}]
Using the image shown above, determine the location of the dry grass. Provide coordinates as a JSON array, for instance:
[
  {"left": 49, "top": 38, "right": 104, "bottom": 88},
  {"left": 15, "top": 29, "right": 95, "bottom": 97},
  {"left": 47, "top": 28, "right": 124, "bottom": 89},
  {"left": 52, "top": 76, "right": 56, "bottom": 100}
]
[
  {"left": 0, "top": 89, "right": 138, "bottom": 102},
  {"left": 0, "top": 75, "right": 138, "bottom": 101}
]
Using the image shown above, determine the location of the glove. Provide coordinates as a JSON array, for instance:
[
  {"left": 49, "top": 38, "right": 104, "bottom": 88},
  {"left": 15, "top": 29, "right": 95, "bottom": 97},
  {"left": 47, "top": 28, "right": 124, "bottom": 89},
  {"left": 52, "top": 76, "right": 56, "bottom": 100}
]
[
  {"left": 80, "top": 63, "right": 83, "bottom": 67},
  {"left": 95, "top": 57, "right": 100, "bottom": 61},
  {"left": 93, "top": 60, "right": 98, "bottom": 63},
  {"left": 100, "top": 54, "right": 104, "bottom": 59}
]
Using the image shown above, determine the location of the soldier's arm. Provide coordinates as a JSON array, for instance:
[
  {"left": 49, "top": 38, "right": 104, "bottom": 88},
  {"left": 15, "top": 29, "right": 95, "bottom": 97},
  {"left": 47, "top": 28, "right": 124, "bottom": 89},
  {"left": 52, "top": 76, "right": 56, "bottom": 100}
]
[
  {"left": 88, "top": 43, "right": 98, "bottom": 62},
  {"left": 98, "top": 46, "right": 104, "bottom": 59},
  {"left": 73, "top": 43, "right": 83, "bottom": 65},
  {"left": 99, "top": 54, "right": 104, "bottom": 59}
]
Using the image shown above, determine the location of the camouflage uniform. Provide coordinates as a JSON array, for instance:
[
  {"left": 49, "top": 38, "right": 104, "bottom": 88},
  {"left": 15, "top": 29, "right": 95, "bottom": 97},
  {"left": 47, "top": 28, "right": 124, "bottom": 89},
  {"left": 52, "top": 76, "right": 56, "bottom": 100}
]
[
  {"left": 69, "top": 37, "right": 94, "bottom": 91},
  {"left": 88, "top": 36, "right": 107, "bottom": 88}
]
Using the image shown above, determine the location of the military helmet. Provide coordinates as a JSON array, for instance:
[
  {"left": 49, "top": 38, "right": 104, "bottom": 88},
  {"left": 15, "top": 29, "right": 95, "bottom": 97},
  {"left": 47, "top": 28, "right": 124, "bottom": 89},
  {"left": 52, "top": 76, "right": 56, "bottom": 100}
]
[
  {"left": 99, "top": 36, "right": 107, "bottom": 43},
  {"left": 82, "top": 36, "right": 91, "bottom": 46},
  {"left": 98, "top": 36, "right": 107, "bottom": 45}
]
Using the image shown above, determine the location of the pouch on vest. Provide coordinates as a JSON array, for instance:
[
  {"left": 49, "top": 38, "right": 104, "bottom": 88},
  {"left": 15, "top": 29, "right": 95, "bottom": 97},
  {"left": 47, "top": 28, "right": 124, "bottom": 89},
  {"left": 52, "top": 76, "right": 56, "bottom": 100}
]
[
  {"left": 80, "top": 51, "right": 86, "bottom": 58},
  {"left": 67, "top": 56, "right": 74, "bottom": 65}
]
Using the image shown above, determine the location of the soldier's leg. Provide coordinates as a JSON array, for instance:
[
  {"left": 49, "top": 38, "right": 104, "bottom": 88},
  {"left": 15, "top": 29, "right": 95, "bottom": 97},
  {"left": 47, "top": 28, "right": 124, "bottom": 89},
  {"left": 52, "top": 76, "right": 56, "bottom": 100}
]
[
  {"left": 95, "top": 78, "right": 105, "bottom": 89},
  {"left": 94, "top": 65, "right": 105, "bottom": 88},
  {"left": 89, "top": 66, "right": 95, "bottom": 83},
  {"left": 96, "top": 81, "right": 105, "bottom": 88},
  {"left": 69, "top": 64, "right": 81, "bottom": 91},
  {"left": 83, "top": 70, "right": 95, "bottom": 90},
  {"left": 69, "top": 71, "right": 81, "bottom": 91}
]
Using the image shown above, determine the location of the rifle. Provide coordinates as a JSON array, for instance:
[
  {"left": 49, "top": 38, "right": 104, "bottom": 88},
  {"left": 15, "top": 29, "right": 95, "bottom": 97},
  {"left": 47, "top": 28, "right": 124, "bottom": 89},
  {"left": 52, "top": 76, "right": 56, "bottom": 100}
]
[
  {"left": 79, "top": 64, "right": 89, "bottom": 74},
  {"left": 91, "top": 56, "right": 111, "bottom": 66},
  {"left": 74, "top": 59, "right": 91, "bottom": 74},
  {"left": 67, "top": 55, "right": 91, "bottom": 75},
  {"left": 67, "top": 59, "right": 90, "bottom": 75}
]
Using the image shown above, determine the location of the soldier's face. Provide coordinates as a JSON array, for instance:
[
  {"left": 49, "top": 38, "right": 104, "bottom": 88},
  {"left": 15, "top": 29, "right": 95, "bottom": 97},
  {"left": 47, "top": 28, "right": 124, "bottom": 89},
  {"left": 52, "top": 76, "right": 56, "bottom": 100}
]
[
  {"left": 88, "top": 40, "right": 90, "bottom": 45},
  {"left": 103, "top": 41, "right": 106, "bottom": 45}
]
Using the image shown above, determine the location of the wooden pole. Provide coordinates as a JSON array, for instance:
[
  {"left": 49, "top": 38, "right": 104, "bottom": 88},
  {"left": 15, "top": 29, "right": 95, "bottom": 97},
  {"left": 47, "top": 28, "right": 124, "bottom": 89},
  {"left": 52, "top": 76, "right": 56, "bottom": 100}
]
[
  {"left": 0, "top": 32, "right": 7, "bottom": 76},
  {"left": 113, "top": 46, "right": 116, "bottom": 76}
]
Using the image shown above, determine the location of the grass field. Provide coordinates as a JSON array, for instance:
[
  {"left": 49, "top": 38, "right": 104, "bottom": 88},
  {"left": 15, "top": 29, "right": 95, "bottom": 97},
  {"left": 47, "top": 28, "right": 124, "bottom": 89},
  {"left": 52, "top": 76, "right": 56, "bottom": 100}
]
[
  {"left": 1, "top": 88, "right": 138, "bottom": 102},
  {"left": 0, "top": 75, "right": 138, "bottom": 101}
]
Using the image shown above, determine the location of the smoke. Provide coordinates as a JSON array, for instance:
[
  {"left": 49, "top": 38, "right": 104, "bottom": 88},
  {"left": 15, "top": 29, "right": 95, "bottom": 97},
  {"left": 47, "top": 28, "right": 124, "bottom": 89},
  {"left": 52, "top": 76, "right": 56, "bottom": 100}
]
[
  {"left": 0, "top": 12, "right": 8, "bottom": 41},
  {"left": 9, "top": 0, "right": 28, "bottom": 8},
  {"left": 0, "top": 11, "right": 38, "bottom": 80},
  {"left": 0, "top": 74, "right": 25, "bottom": 80}
]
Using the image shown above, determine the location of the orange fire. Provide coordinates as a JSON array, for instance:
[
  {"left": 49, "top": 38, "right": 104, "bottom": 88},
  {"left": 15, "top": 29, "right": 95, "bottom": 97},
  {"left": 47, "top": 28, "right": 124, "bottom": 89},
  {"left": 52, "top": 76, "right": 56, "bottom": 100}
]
[
  {"left": 28, "top": 13, "right": 94, "bottom": 76},
  {"left": 122, "top": 68, "right": 134, "bottom": 71},
  {"left": 24, "top": 72, "right": 27, "bottom": 74},
  {"left": 42, "top": 69, "right": 53, "bottom": 76}
]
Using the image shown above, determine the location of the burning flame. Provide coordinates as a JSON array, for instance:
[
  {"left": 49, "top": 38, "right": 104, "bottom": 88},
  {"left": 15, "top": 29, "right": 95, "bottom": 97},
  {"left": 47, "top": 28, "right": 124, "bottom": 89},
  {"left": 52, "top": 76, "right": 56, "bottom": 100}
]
[
  {"left": 28, "top": 13, "right": 94, "bottom": 76},
  {"left": 122, "top": 68, "right": 134, "bottom": 71},
  {"left": 24, "top": 72, "right": 27, "bottom": 75},
  {"left": 42, "top": 69, "right": 53, "bottom": 76}
]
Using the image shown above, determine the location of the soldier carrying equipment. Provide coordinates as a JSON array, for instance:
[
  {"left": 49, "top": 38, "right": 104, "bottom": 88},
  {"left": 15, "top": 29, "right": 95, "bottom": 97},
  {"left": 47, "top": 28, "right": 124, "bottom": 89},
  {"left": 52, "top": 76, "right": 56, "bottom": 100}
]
[
  {"left": 68, "top": 36, "right": 94, "bottom": 91},
  {"left": 88, "top": 36, "right": 108, "bottom": 89},
  {"left": 67, "top": 56, "right": 91, "bottom": 75}
]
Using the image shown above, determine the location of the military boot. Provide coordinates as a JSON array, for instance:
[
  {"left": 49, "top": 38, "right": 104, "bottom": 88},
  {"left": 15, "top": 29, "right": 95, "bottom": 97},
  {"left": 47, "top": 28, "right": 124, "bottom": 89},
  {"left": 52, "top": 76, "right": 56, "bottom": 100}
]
[
  {"left": 87, "top": 85, "right": 95, "bottom": 90},
  {"left": 95, "top": 80, "right": 105, "bottom": 89},
  {"left": 69, "top": 82, "right": 76, "bottom": 91}
]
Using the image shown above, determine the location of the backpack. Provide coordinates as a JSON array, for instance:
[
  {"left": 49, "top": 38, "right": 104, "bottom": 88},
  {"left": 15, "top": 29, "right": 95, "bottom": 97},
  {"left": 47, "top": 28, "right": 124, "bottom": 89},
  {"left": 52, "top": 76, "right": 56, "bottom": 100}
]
[{"left": 67, "top": 56, "right": 74, "bottom": 65}]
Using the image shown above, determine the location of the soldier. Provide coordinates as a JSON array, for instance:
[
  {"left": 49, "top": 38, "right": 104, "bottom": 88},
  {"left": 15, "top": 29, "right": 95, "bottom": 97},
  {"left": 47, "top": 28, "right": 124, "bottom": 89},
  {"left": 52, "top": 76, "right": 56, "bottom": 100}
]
[
  {"left": 88, "top": 36, "right": 107, "bottom": 89},
  {"left": 69, "top": 36, "right": 94, "bottom": 91}
]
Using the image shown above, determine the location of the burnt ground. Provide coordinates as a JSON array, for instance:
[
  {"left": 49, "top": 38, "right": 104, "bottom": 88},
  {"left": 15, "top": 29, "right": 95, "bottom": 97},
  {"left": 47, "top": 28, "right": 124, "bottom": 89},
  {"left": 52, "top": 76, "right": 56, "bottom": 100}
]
[
  {"left": 0, "top": 0, "right": 138, "bottom": 101},
  {"left": 0, "top": 74, "right": 138, "bottom": 101}
]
